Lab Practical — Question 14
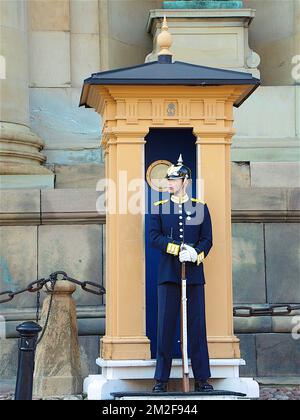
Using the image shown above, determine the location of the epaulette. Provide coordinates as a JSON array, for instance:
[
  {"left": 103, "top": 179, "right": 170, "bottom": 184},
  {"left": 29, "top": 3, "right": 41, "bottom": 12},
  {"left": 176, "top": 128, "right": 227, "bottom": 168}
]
[
  {"left": 191, "top": 197, "right": 205, "bottom": 205},
  {"left": 153, "top": 199, "right": 169, "bottom": 206}
]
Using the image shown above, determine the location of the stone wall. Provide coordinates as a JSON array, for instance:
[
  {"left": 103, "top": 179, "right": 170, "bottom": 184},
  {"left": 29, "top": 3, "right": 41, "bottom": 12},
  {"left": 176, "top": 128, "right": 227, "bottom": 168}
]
[
  {"left": 247, "top": 0, "right": 299, "bottom": 86},
  {"left": 31, "top": 85, "right": 299, "bottom": 190},
  {"left": 231, "top": 183, "right": 300, "bottom": 378},
  {"left": 0, "top": 189, "right": 106, "bottom": 385}
]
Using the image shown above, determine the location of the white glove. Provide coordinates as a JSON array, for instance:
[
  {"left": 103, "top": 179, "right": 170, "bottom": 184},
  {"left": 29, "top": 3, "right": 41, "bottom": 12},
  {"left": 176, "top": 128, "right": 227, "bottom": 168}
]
[
  {"left": 179, "top": 249, "right": 192, "bottom": 263},
  {"left": 182, "top": 244, "right": 198, "bottom": 263}
]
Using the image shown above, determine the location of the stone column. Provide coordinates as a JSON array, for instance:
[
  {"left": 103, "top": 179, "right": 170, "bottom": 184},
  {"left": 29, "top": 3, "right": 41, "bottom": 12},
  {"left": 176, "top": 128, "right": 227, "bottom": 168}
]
[
  {"left": 100, "top": 130, "right": 151, "bottom": 360},
  {"left": 0, "top": 0, "right": 53, "bottom": 187},
  {"left": 33, "top": 281, "right": 82, "bottom": 397}
]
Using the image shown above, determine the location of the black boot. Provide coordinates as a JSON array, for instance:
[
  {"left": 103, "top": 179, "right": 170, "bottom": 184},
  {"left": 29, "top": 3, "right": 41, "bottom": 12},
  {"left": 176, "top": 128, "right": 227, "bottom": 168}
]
[
  {"left": 194, "top": 380, "right": 214, "bottom": 392},
  {"left": 152, "top": 381, "right": 168, "bottom": 393}
]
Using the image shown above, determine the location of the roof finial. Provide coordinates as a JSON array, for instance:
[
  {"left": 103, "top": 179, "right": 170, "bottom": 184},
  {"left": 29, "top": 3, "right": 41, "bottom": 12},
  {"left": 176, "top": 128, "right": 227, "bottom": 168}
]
[{"left": 157, "top": 15, "right": 173, "bottom": 62}]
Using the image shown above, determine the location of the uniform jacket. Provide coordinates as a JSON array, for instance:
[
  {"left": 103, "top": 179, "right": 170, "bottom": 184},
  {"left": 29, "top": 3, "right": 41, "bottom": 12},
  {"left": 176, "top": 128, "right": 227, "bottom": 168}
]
[{"left": 149, "top": 194, "right": 213, "bottom": 285}]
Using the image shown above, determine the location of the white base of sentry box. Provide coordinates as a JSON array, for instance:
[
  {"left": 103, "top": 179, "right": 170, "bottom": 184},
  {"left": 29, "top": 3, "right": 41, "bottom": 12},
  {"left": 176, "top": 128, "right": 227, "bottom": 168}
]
[{"left": 83, "top": 358, "right": 259, "bottom": 400}]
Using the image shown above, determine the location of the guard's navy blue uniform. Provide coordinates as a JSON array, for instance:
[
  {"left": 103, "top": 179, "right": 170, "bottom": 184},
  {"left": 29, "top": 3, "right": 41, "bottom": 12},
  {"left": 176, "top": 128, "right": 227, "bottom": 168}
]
[{"left": 149, "top": 195, "right": 213, "bottom": 382}]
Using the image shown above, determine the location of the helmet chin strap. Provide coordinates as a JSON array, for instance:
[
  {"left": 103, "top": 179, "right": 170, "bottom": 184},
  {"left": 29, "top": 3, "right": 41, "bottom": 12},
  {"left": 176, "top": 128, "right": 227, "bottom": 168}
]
[{"left": 176, "top": 177, "right": 188, "bottom": 196}]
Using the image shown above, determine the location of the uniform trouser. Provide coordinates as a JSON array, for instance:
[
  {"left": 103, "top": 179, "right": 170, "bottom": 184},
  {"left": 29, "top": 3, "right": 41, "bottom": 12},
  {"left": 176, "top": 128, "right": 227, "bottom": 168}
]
[{"left": 154, "top": 282, "right": 211, "bottom": 383}]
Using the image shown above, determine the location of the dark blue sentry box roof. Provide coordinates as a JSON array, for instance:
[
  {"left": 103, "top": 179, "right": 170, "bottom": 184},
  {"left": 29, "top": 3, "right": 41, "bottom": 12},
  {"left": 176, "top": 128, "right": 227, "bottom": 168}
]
[{"left": 79, "top": 58, "right": 260, "bottom": 108}]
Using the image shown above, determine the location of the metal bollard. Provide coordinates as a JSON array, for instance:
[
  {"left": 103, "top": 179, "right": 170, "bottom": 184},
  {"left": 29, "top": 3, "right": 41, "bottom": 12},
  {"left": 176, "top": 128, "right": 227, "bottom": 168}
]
[{"left": 14, "top": 321, "right": 42, "bottom": 400}]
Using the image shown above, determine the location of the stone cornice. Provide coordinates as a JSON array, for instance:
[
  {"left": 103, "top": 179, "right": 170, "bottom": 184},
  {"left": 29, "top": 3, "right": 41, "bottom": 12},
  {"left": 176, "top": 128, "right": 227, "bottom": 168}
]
[
  {"left": 0, "top": 187, "right": 299, "bottom": 225},
  {"left": 1, "top": 210, "right": 298, "bottom": 225},
  {"left": 147, "top": 9, "right": 256, "bottom": 33}
]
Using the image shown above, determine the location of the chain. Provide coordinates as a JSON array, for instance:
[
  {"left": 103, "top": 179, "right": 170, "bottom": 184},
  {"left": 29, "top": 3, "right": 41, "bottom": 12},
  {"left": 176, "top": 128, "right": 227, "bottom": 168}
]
[
  {"left": 0, "top": 271, "right": 106, "bottom": 347},
  {"left": 0, "top": 279, "right": 48, "bottom": 304},
  {"left": 2, "top": 274, "right": 299, "bottom": 348},
  {"left": 60, "top": 272, "right": 106, "bottom": 296},
  {"left": 36, "top": 275, "right": 57, "bottom": 346},
  {"left": 0, "top": 271, "right": 106, "bottom": 304},
  {"left": 36, "top": 290, "right": 40, "bottom": 323},
  {"left": 233, "top": 304, "right": 300, "bottom": 317}
]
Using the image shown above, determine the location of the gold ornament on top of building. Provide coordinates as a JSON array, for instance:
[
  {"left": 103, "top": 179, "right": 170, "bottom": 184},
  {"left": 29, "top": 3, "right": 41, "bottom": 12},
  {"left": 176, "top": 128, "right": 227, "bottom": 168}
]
[{"left": 157, "top": 16, "right": 173, "bottom": 58}]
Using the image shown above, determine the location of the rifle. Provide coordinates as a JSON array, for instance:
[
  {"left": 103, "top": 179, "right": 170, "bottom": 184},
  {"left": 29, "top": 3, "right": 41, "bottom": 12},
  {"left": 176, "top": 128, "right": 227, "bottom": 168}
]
[{"left": 180, "top": 242, "right": 189, "bottom": 392}]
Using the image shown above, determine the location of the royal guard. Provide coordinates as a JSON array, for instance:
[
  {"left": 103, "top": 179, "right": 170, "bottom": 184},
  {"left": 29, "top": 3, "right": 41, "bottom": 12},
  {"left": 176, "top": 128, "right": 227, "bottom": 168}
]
[{"left": 149, "top": 154, "right": 214, "bottom": 393}]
